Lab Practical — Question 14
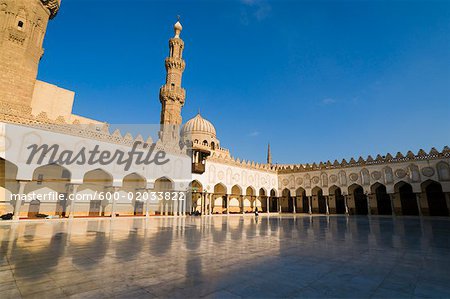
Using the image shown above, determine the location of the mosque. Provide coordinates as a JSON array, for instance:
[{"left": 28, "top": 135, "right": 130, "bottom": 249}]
[{"left": 1, "top": 0, "right": 449, "bottom": 220}]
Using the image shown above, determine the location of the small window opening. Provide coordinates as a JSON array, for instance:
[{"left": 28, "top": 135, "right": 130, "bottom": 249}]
[{"left": 18, "top": 21, "right": 24, "bottom": 29}]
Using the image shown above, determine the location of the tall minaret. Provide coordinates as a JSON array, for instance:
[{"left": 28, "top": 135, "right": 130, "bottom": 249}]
[
  {"left": 0, "top": 0, "right": 60, "bottom": 108},
  {"left": 267, "top": 143, "right": 272, "bottom": 165},
  {"left": 159, "top": 17, "right": 186, "bottom": 126}
]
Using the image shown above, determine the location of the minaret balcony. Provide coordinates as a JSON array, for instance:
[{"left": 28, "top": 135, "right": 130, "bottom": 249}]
[
  {"left": 165, "top": 57, "right": 185, "bottom": 70},
  {"left": 160, "top": 85, "right": 186, "bottom": 100},
  {"left": 41, "top": 0, "right": 61, "bottom": 19},
  {"left": 192, "top": 162, "right": 206, "bottom": 174}
]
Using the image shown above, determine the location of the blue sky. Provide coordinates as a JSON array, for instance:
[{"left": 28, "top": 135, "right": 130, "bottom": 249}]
[{"left": 39, "top": 0, "right": 450, "bottom": 164}]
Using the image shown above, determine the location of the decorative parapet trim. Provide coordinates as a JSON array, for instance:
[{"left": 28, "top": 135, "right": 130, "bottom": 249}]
[
  {"left": 207, "top": 151, "right": 276, "bottom": 173},
  {"left": 0, "top": 100, "right": 185, "bottom": 155},
  {"left": 276, "top": 147, "right": 450, "bottom": 174}
]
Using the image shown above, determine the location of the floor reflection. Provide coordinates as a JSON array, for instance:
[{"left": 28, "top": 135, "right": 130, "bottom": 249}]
[{"left": 1, "top": 215, "right": 450, "bottom": 298}]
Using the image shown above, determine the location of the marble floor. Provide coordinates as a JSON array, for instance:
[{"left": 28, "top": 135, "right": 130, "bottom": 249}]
[{"left": 1, "top": 215, "right": 450, "bottom": 298}]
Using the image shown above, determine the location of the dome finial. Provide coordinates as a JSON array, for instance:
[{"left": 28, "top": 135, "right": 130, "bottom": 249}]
[
  {"left": 198, "top": 108, "right": 201, "bottom": 115},
  {"left": 174, "top": 16, "right": 183, "bottom": 38}
]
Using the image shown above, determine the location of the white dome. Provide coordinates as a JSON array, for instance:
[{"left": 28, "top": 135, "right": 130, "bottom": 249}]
[{"left": 182, "top": 113, "right": 216, "bottom": 137}]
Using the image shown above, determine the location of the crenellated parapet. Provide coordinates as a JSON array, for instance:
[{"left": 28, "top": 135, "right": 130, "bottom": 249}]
[
  {"left": 0, "top": 100, "right": 186, "bottom": 155},
  {"left": 207, "top": 151, "right": 276, "bottom": 173},
  {"left": 276, "top": 148, "right": 450, "bottom": 174},
  {"left": 41, "top": 0, "right": 60, "bottom": 19}
]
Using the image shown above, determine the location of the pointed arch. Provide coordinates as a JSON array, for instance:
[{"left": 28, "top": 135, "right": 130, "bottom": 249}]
[
  {"left": 348, "top": 184, "right": 367, "bottom": 215},
  {"left": 394, "top": 181, "right": 419, "bottom": 216},
  {"left": 329, "top": 185, "right": 345, "bottom": 214},
  {"left": 421, "top": 180, "right": 448, "bottom": 216},
  {"left": 231, "top": 185, "right": 242, "bottom": 196},
  {"left": 154, "top": 177, "right": 174, "bottom": 191},
  {"left": 311, "top": 186, "right": 326, "bottom": 214},
  {"left": 371, "top": 182, "right": 392, "bottom": 215},
  {"left": 296, "top": 187, "right": 308, "bottom": 213}
]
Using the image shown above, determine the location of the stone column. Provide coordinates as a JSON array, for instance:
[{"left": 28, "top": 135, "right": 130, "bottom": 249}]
[
  {"left": 388, "top": 194, "right": 395, "bottom": 216},
  {"left": 208, "top": 194, "right": 212, "bottom": 215},
  {"left": 308, "top": 196, "right": 312, "bottom": 215},
  {"left": 13, "top": 181, "right": 27, "bottom": 221},
  {"left": 278, "top": 197, "right": 282, "bottom": 213},
  {"left": 173, "top": 191, "right": 179, "bottom": 216},
  {"left": 202, "top": 193, "right": 206, "bottom": 216},
  {"left": 226, "top": 194, "right": 230, "bottom": 215},
  {"left": 266, "top": 196, "right": 270, "bottom": 215},
  {"left": 416, "top": 193, "right": 423, "bottom": 216},
  {"left": 366, "top": 194, "right": 371, "bottom": 216},
  {"left": 145, "top": 189, "right": 151, "bottom": 218},
  {"left": 293, "top": 196, "right": 297, "bottom": 214},
  {"left": 67, "top": 184, "right": 80, "bottom": 219},
  {"left": 344, "top": 195, "right": 349, "bottom": 215},
  {"left": 325, "top": 196, "right": 330, "bottom": 215},
  {"left": 111, "top": 186, "right": 120, "bottom": 218},
  {"left": 242, "top": 195, "right": 245, "bottom": 215},
  {"left": 180, "top": 191, "right": 185, "bottom": 216}
]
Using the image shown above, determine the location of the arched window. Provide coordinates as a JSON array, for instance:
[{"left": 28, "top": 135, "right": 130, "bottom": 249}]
[
  {"left": 202, "top": 140, "right": 208, "bottom": 147},
  {"left": 211, "top": 142, "right": 215, "bottom": 150}
]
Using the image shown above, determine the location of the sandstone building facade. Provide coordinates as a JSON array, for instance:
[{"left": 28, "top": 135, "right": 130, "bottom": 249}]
[{"left": 0, "top": 1, "right": 449, "bottom": 219}]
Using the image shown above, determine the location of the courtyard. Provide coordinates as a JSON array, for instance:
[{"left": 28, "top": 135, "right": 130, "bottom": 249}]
[{"left": 0, "top": 215, "right": 450, "bottom": 298}]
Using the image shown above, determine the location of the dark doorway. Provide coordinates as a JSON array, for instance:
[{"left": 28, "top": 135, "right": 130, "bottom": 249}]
[
  {"left": 398, "top": 183, "right": 419, "bottom": 216},
  {"left": 354, "top": 186, "right": 368, "bottom": 215},
  {"left": 302, "top": 196, "right": 309, "bottom": 213},
  {"left": 317, "top": 190, "right": 327, "bottom": 214},
  {"left": 334, "top": 188, "right": 346, "bottom": 214},
  {"left": 270, "top": 197, "right": 277, "bottom": 212},
  {"left": 425, "top": 182, "right": 448, "bottom": 216},
  {"left": 374, "top": 184, "right": 392, "bottom": 215}
]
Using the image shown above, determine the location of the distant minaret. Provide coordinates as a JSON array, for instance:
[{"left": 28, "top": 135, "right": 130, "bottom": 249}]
[
  {"left": 159, "top": 17, "right": 186, "bottom": 126},
  {"left": 267, "top": 143, "right": 272, "bottom": 165}
]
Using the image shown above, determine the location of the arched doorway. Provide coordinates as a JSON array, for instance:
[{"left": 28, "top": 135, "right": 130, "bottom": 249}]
[
  {"left": 281, "top": 189, "right": 293, "bottom": 213},
  {"left": 312, "top": 187, "right": 326, "bottom": 214},
  {"left": 28, "top": 164, "right": 71, "bottom": 217},
  {"left": 213, "top": 183, "right": 226, "bottom": 214},
  {"left": 269, "top": 189, "right": 277, "bottom": 212},
  {"left": 154, "top": 177, "right": 174, "bottom": 215},
  {"left": 230, "top": 185, "right": 242, "bottom": 213},
  {"left": 191, "top": 180, "right": 203, "bottom": 214},
  {"left": 329, "top": 185, "right": 345, "bottom": 214},
  {"left": 122, "top": 173, "right": 146, "bottom": 216},
  {"left": 395, "top": 182, "right": 419, "bottom": 216},
  {"left": 296, "top": 187, "right": 307, "bottom": 213},
  {"left": 245, "top": 186, "right": 256, "bottom": 213},
  {"left": 81, "top": 169, "right": 113, "bottom": 217},
  {"left": 349, "top": 184, "right": 368, "bottom": 215},
  {"left": 259, "top": 188, "right": 267, "bottom": 212},
  {"left": 371, "top": 183, "right": 392, "bottom": 215},
  {"left": 422, "top": 181, "right": 448, "bottom": 216}
]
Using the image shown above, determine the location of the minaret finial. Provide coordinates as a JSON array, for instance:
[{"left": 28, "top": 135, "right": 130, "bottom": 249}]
[
  {"left": 174, "top": 16, "right": 183, "bottom": 38},
  {"left": 177, "top": 15, "right": 181, "bottom": 22}
]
